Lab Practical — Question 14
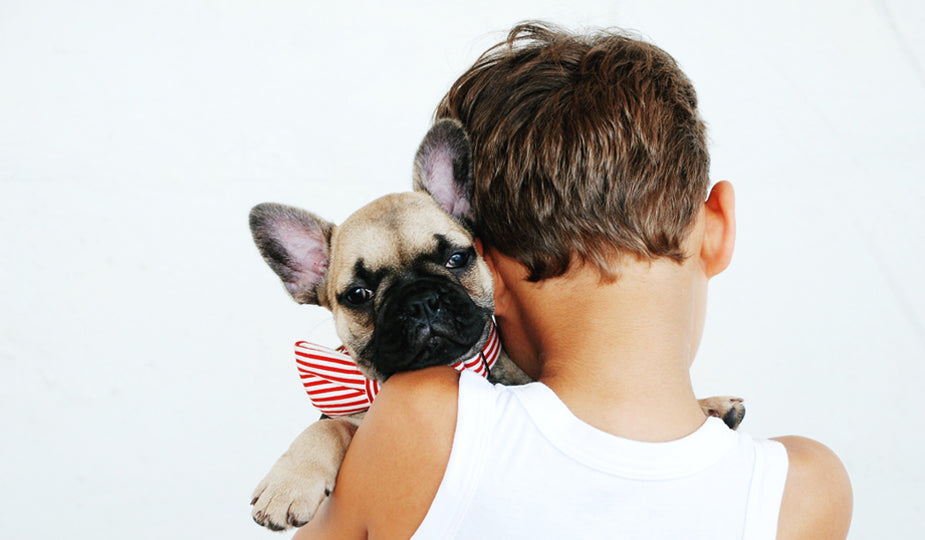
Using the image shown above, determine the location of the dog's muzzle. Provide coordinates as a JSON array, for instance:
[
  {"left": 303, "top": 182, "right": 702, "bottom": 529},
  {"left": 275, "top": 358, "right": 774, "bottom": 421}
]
[{"left": 368, "top": 275, "right": 490, "bottom": 378}]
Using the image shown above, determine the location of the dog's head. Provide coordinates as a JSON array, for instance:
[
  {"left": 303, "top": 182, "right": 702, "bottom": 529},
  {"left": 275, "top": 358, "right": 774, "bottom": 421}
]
[{"left": 249, "top": 120, "right": 492, "bottom": 381}]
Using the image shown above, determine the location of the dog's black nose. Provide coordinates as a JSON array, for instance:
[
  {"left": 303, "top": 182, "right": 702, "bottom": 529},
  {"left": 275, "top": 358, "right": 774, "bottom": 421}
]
[{"left": 406, "top": 289, "right": 442, "bottom": 324}]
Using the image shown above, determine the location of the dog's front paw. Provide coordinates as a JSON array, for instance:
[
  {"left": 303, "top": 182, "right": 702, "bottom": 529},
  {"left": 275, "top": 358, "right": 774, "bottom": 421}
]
[
  {"left": 250, "top": 455, "right": 333, "bottom": 530},
  {"left": 699, "top": 396, "right": 746, "bottom": 430}
]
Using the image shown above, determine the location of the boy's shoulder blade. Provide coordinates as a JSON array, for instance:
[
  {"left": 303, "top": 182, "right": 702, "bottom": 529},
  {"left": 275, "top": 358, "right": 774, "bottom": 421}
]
[{"left": 773, "top": 436, "right": 853, "bottom": 540}]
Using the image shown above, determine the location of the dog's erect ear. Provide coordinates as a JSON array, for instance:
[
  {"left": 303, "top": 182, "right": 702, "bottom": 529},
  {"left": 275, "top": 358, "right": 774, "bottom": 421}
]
[
  {"left": 249, "top": 203, "right": 334, "bottom": 305},
  {"left": 413, "top": 118, "right": 474, "bottom": 225}
]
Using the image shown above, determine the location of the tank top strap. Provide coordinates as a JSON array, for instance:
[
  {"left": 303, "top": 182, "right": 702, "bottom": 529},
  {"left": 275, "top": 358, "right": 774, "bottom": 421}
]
[
  {"left": 743, "top": 437, "right": 790, "bottom": 540},
  {"left": 411, "top": 371, "right": 497, "bottom": 539}
]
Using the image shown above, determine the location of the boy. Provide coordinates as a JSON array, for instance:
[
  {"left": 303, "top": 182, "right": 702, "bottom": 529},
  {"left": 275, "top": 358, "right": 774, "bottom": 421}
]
[{"left": 294, "top": 22, "right": 851, "bottom": 539}]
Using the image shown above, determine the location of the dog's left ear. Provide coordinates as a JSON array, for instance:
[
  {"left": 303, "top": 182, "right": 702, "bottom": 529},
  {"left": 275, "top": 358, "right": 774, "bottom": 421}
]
[{"left": 413, "top": 118, "right": 474, "bottom": 226}]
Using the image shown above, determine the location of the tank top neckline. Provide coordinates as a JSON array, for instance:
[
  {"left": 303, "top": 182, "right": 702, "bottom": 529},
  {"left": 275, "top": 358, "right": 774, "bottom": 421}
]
[{"left": 506, "top": 377, "right": 738, "bottom": 479}]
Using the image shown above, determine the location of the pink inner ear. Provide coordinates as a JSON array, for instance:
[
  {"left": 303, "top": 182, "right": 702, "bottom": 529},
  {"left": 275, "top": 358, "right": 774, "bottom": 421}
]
[
  {"left": 277, "top": 222, "right": 328, "bottom": 287},
  {"left": 426, "top": 149, "right": 469, "bottom": 219}
]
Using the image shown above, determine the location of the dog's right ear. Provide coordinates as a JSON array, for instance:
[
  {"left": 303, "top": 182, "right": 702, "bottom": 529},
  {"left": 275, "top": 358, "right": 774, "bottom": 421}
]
[
  {"left": 249, "top": 203, "right": 334, "bottom": 306},
  {"left": 413, "top": 118, "right": 475, "bottom": 226}
]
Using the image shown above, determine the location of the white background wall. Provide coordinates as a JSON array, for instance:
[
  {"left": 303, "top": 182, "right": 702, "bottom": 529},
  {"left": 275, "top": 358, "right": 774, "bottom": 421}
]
[{"left": 2, "top": 1, "right": 922, "bottom": 538}]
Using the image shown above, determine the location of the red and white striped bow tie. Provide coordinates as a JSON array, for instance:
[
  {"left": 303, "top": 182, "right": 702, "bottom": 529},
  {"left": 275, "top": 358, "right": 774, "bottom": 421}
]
[{"left": 294, "top": 323, "right": 501, "bottom": 417}]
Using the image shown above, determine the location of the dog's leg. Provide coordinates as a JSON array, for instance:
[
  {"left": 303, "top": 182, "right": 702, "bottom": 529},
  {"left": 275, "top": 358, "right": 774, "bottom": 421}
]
[
  {"left": 251, "top": 413, "right": 364, "bottom": 530},
  {"left": 698, "top": 396, "right": 745, "bottom": 430}
]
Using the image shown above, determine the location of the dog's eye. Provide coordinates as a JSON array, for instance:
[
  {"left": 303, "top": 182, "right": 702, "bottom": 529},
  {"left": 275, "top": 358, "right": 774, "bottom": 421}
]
[
  {"left": 344, "top": 287, "right": 373, "bottom": 305},
  {"left": 445, "top": 250, "right": 470, "bottom": 269}
]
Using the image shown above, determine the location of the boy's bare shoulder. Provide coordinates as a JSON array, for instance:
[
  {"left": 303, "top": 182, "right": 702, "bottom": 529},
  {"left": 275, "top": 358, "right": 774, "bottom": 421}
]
[
  {"left": 374, "top": 365, "right": 462, "bottom": 419},
  {"left": 773, "top": 436, "right": 853, "bottom": 540}
]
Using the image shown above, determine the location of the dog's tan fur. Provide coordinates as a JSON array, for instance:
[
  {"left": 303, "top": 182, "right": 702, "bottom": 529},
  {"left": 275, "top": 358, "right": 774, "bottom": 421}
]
[{"left": 250, "top": 414, "right": 363, "bottom": 530}]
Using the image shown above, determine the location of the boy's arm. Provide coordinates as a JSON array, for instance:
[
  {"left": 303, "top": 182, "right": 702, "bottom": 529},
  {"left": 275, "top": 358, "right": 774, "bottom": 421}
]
[
  {"left": 774, "top": 436, "right": 853, "bottom": 540},
  {"left": 292, "top": 366, "right": 460, "bottom": 540}
]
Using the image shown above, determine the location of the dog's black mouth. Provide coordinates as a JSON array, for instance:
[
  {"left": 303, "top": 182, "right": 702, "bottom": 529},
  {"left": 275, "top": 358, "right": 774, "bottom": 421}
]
[
  {"left": 365, "top": 275, "right": 490, "bottom": 378},
  {"left": 405, "top": 331, "right": 474, "bottom": 365}
]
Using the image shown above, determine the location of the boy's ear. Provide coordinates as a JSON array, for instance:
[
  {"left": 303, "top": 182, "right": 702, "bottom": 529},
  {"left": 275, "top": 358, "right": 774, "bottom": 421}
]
[
  {"left": 412, "top": 118, "right": 475, "bottom": 226},
  {"left": 700, "top": 181, "right": 736, "bottom": 278},
  {"left": 249, "top": 203, "right": 334, "bottom": 305}
]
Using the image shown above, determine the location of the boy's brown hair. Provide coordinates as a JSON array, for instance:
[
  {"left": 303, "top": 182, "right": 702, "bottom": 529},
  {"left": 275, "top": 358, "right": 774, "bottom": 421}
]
[{"left": 435, "top": 22, "right": 710, "bottom": 281}]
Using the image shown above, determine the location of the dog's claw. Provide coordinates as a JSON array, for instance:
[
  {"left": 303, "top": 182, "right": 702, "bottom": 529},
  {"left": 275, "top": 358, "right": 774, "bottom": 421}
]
[
  {"left": 266, "top": 520, "right": 286, "bottom": 532},
  {"left": 288, "top": 513, "right": 308, "bottom": 527},
  {"left": 723, "top": 404, "right": 746, "bottom": 430}
]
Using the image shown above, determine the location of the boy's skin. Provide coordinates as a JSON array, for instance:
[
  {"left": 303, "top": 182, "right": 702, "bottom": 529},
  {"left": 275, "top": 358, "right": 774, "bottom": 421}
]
[{"left": 293, "top": 180, "right": 853, "bottom": 539}]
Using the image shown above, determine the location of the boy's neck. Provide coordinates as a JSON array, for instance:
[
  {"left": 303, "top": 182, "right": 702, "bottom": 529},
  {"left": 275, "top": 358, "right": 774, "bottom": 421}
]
[
  {"left": 538, "top": 319, "right": 708, "bottom": 442},
  {"left": 500, "top": 256, "right": 709, "bottom": 442}
]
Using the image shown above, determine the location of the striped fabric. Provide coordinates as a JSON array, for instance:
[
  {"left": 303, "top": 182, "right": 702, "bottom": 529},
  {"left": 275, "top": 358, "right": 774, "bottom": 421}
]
[{"left": 295, "top": 322, "right": 501, "bottom": 417}]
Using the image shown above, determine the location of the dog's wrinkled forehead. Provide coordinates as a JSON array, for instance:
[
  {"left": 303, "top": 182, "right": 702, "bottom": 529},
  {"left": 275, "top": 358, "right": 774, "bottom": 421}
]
[{"left": 328, "top": 192, "right": 471, "bottom": 287}]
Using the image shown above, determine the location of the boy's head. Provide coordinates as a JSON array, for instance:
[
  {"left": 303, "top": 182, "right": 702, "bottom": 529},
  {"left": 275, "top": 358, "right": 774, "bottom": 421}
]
[{"left": 435, "top": 22, "right": 710, "bottom": 282}]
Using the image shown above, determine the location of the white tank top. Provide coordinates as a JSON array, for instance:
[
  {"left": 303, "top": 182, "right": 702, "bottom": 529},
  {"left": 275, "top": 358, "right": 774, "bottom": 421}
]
[{"left": 412, "top": 371, "right": 789, "bottom": 539}]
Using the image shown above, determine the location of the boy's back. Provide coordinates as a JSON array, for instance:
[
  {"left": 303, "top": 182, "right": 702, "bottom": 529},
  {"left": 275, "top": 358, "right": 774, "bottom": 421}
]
[{"left": 413, "top": 372, "right": 789, "bottom": 539}]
